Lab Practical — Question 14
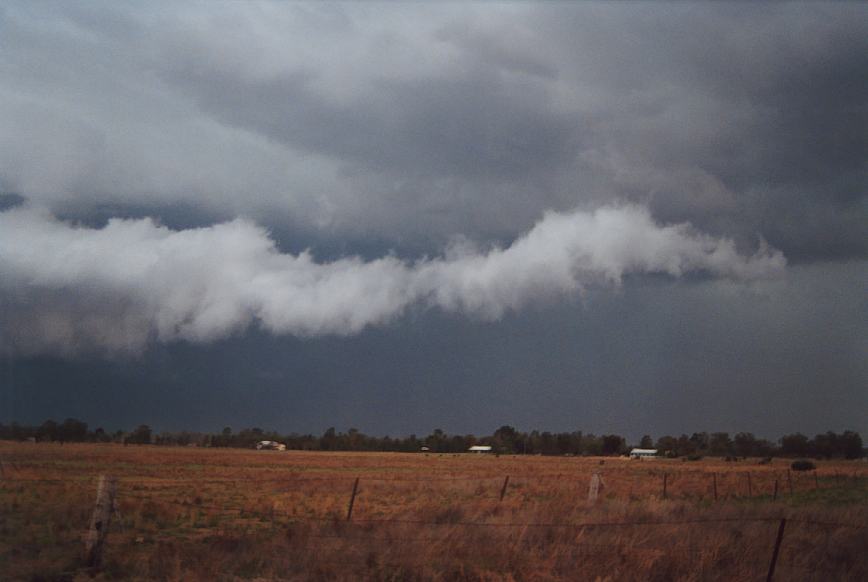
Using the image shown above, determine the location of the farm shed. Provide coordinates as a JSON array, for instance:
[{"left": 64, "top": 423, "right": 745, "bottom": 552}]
[
  {"left": 629, "top": 448, "right": 657, "bottom": 459},
  {"left": 255, "top": 440, "right": 286, "bottom": 451},
  {"left": 468, "top": 445, "right": 493, "bottom": 453}
]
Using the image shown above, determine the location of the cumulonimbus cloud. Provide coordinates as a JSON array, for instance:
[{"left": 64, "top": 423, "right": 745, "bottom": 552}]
[{"left": 0, "top": 204, "right": 784, "bottom": 356}]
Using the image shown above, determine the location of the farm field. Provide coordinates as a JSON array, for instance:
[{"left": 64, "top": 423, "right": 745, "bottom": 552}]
[{"left": 1, "top": 442, "right": 866, "bottom": 581}]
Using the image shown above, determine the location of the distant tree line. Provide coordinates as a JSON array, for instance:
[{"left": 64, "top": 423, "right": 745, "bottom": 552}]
[{"left": 0, "top": 420, "right": 863, "bottom": 459}]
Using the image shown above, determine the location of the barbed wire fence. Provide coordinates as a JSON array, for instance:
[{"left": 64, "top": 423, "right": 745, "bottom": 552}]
[{"left": 1, "top": 466, "right": 866, "bottom": 580}]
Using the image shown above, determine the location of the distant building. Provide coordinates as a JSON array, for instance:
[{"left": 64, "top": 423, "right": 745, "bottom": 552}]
[
  {"left": 420, "top": 446, "right": 431, "bottom": 452},
  {"left": 468, "top": 445, "right": 493, "bottom": 453},
  {"left": 255, "top": 440, "right": 286, "bottom": 451},
  {"left": 629, "top": 448, "right": 657, "bottom": 459}
]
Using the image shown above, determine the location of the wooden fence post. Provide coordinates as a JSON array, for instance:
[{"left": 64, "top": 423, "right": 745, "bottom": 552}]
[
  {"left": 772, "top": 479, "right": 778, "bottom": 501},
  {"left": 84, "top": 475, "right": 118, "bottom": 568},
  {"left": 787, "top": 470, "right": 793, "bottom": 496},
  {"left": 346, "top": 477, "right": 360, "bottom": 521},
  {"left": 588, "top": 472, "right": 605, "bottom": 503},
  {"left": 765, "top": 518, "right": 787, "bottom": 582},
  {"left": 747, "top": 472, "right": 753, "bottom": 498},
  {"left": 662, "top": 473, "right": 668, "bottom": 500},
  {"left": 712, "top": 473, "right": 718, "bottom": 501},
  {"left": 814, "top": 471, "right": 819, "bottom": 490},
  {"left": 499, "top": 475, "right": 510, "bottom": 502}
]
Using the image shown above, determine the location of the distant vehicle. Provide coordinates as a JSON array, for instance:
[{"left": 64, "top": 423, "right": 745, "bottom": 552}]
[{"left": 255, "top": 440, "right": 286, "bottom": 451}]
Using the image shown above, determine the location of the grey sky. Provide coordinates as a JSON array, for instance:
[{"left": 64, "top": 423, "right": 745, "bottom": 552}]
[{"left": 1, "top": 2, "right": 865, "bottom": 438}]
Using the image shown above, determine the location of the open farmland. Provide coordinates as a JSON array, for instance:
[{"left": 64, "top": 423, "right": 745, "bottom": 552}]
[{"left": 1, "top": 442, "right": 866, "bottom": 581}]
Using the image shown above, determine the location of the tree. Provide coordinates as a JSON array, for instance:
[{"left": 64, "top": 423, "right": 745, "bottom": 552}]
[
  {"left": 840, "top": 431, "right": 863, "bottom": 459},
  {"left": 639, "top": 435, "right": 654, "bottom": 448},
  {"left": 780, "top": 433, "right": 809, "bottom": 457},
  {"left": 656, "top": 435, "right": 678, "bottom": 456},
  {"left": 58, "top": 418, "right": 88, "bottom": 442},
  {"left": 601, "top": 434, "right": 625, "bottom": 456},
  {"left": 710, "top": 432, "right": 732, "bottom": 456},
  {"left": 127, "top": 425, "right": 152, "bottom": 445},
  {"left": 733, "top": 432, "right": 758, "bottom": 458}
]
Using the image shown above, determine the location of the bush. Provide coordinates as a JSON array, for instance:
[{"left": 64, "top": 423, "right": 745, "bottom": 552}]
[
  {"left": 686, "top": 455, "right": 703, "bottom": 461},
  {"left": 758, "top": 457, "right": 772, "bottom": 465},
  {"left": 791, "top": 459, "right": 816, "bottom": 471}
]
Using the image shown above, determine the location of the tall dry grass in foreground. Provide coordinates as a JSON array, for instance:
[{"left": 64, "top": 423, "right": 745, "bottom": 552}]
[{"left": 1, "top": 442, "right": 866, "bottom": 581}]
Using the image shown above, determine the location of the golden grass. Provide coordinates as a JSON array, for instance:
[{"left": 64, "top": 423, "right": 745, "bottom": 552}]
[{"left": 1, "top": 442, "right": 866, "bottom": 581}]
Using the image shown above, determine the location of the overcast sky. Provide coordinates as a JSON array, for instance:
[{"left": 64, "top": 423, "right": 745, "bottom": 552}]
[{"left": 1, "top": 2, "right": 865, "bottom": 440}]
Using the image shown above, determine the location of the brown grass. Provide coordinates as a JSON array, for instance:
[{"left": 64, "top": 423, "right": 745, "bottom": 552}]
[{"left": 1, "top": 442, "right": 866, "bottom": 581}]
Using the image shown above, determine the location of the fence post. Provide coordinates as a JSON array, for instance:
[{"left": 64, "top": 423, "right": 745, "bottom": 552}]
[
  {"left": 83, "top": 475, "right": 118, "bottom": 568},
  {"left": 662, "top": 473, "right": 668, "bottom": 500},
  {"left": 712, "top": 473, "right": 718, "bottom": 501},
  {"left": 499, "top": 475, "right": 510, "bottom": 502},
  {"left": 588, "top": 472, "right": 605, "bottom": 503},
  {"left": 765, "top": 518, "right": 787, "bottom": 582},
  {"left": 747, "top": 472, "right": 752, "bottom": 498},
  {"left": 346, "top": 477, "right": 360, "bottom": 521},
  {"left": 814, "top": 471, "right": 819, "bottom": 490},
  {"left": 787, "top": 470, "right": 793, "bottom": 496},
  {"left": 772, "top": 479, "right": 778, "bottom": 501}
]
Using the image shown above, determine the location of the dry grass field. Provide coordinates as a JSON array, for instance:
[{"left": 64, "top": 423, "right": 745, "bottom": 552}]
[{"left": 1, "top": 441, "right": 866, "bottom": 581}]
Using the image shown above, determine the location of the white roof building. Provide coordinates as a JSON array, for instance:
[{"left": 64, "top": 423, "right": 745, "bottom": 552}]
[
  {"left": 468, "top": 445, "right": 493, "bottom": 453},
  {"left": 629, "top": 448, "right": 658, "bottom": 458}
]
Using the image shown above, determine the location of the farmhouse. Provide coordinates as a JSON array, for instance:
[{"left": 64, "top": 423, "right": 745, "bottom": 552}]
[
  {"left": 629, "top": 448, "right": 657, "bottom": 459},
  {"left": 255, "top": 440, "right": 286, "bottom": 451},
  {"left": 468, "top": 445, "right": 493, "bottom": 453}
]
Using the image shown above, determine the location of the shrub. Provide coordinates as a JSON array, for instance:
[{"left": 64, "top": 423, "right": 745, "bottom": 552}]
[{"left": 791, "top": 459, "right": 816, "bottom": 471}]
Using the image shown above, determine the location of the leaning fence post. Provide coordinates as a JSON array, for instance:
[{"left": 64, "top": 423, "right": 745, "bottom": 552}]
[
  {"left": 84, "top": 475, "right": 118, "bottom": 568},
  {"left": 499, "top": 475, "right": 510, "bottom": 502},
  {"left": 588, "top": 472, "right": 605, "bottom": 503},
  {"left": 765, "top": 518, "right": 787, "bottom": 582},
  {"left": 346, "top": 477, "right": 360, "bottom": 521}
]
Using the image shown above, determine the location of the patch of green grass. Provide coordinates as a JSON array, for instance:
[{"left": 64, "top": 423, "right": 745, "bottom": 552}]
[{"left": 784, "top": 483, "right": 868, "bottom": 506}]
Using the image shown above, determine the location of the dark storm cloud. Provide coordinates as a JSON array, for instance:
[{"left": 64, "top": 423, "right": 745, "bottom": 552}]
[
  {"left": 1, "top": 2, "right": 865, "bottom": 258},
  {"left": 0, "top": 2, "right": 865, "bottom": 438}
]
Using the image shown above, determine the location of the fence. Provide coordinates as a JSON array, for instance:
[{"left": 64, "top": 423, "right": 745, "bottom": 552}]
[{"left": 2, "top": 467, "right": 866, "bottom": 581}]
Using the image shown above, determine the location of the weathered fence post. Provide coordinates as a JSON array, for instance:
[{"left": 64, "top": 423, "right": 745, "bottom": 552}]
[
  {"left": 84, "top": 475, "right": 118, "bottom": 568},
  {"left": 662, "top": 473, "right": 668, "bottom": 500},
  {"left": 772, "top": 479, "right": 778, "bottom": 501},
  {"left": 712, "top": 473, "right": 718, "bottom": 501},
  {"left": 499, "top": 475, "right": 510, "bottom": 502},
  {"left": 346, "top": 477, "right": 360, "bottom": 521},
  {"left": 588, "top": 472, "right": 605, "bottom": 503},
  {"left": 765, "top": 518, "right": 787, "bottom": 582},
  {"left": 814, "top": 471, "right": 819, "bottom": 490},
  {"left": 787, "top": 470, "right": 793, "bottom": 496},
  {"left": 747, "top": 472, "right": 753, "bottom": 498}
]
